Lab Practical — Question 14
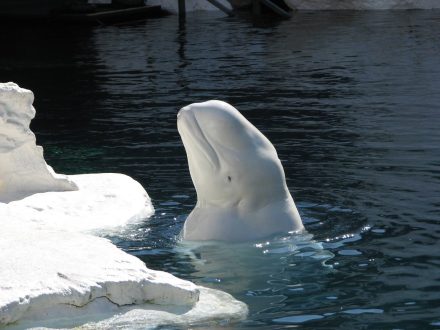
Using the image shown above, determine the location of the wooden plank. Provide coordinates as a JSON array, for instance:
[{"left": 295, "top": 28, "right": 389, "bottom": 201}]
[
  {"left": 205, "top": 0, "right": 234, "bottom": 16},
  {"left": 55, "top": 5, "right": 163, "bottom": 24},
  {"left": 259, "top": 0, "right": 291, "bottom": 18}
]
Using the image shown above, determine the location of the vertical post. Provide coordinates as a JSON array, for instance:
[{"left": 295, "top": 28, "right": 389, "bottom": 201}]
[
  {"left": 252, "top": 0, "right": 261, "bottom": 15},
  {"left": 178, "top": 0, "right": 186, "bottom": 20}
]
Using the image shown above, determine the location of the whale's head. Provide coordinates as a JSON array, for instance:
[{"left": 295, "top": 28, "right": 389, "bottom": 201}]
[{"left": 177, "top": 100, "right": 291, "bottom": 212}]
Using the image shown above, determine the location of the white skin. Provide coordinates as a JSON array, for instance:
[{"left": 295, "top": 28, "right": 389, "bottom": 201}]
[{"left": 178, "top": 100, "right": 304, "bottom": 242}]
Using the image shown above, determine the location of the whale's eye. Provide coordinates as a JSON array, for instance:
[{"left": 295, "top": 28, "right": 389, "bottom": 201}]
[{"left": 228, "top": 176, "right": 232, "bottom": 182}]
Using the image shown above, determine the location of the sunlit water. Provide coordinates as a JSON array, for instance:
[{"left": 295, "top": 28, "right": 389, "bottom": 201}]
[{"left": 1, "top": 10, "right": 440, "bottom": 329}]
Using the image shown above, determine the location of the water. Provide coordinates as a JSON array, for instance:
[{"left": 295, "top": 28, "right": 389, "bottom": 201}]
[{"left": 1, "top": 10, "right": 440, "bottom": 329}]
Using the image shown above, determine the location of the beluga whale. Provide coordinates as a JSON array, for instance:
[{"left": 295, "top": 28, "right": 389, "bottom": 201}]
[{"left": 177, "top": 100, "right": 304, "bottom": 242}]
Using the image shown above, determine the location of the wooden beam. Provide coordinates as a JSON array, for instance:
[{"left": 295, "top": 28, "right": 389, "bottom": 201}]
[
  {"left": 205, "top": 0, "right": 234, "bottom": 16},
  {"left": 259, "top": 0, "right": 291, "bottom": 18},
  {"left": 53, "top": 5, "right": 163, "bottom": 24}
]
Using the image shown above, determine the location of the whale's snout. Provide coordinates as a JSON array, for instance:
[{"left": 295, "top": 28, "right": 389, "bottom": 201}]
[
  {"left": 177, "top": 106, "right": 193, "bottom": 133},
  {"left": 177, "top": 105, "right": 197, "bottom": 131},
  {"left": 177, "top": 105, "right": 190, "bottom": 120},
  {"left": 177, "top": 103, "right": 221, "bottom": 172}
]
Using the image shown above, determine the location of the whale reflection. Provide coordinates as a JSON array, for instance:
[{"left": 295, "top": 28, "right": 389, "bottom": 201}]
[{"left": 175, "top": 232, "right": 334, "bottom": 296}]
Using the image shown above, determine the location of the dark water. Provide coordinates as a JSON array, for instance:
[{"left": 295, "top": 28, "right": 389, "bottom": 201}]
[{"left": 1, "top": 10, "right": 440, "bottom": 329}]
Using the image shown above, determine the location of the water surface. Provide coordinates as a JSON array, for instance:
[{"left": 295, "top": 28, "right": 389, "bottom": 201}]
[{"left": 1, "top": 10, "right": 440, "bottom": 329}]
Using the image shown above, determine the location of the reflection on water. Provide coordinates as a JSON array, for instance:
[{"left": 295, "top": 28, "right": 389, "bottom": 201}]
[
  {"left": 1, "top": 9, "right": 440, "bottom": 329},
  {"left": 173, "top": 233, "right": 333, "bottom": 294}
]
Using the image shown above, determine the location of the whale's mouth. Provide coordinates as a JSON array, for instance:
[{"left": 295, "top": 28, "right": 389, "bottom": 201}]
[{"left": 177, "top": 108, "right": 220, "bottom": 171}]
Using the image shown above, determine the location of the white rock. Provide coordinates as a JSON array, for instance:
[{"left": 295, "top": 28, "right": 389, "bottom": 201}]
[
  {"left": 6, "top": 173, "right": 154, "bottom": 232},
  {"left": 0, "top": 82, "right": 77, "bottom": 203},
  {"left": 79, "top": 287, "right": 248, "bottom": 329},
  {"left": 0, "top": 220, "right": 198, "bottom": 326},
  {"left": 5, "top": 287, "right": 247, "bottom": 330}
]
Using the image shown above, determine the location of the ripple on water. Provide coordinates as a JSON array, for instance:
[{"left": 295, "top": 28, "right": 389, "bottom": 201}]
[{"left": 274, "top": 314, "right": 325, "bottom": 324}]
